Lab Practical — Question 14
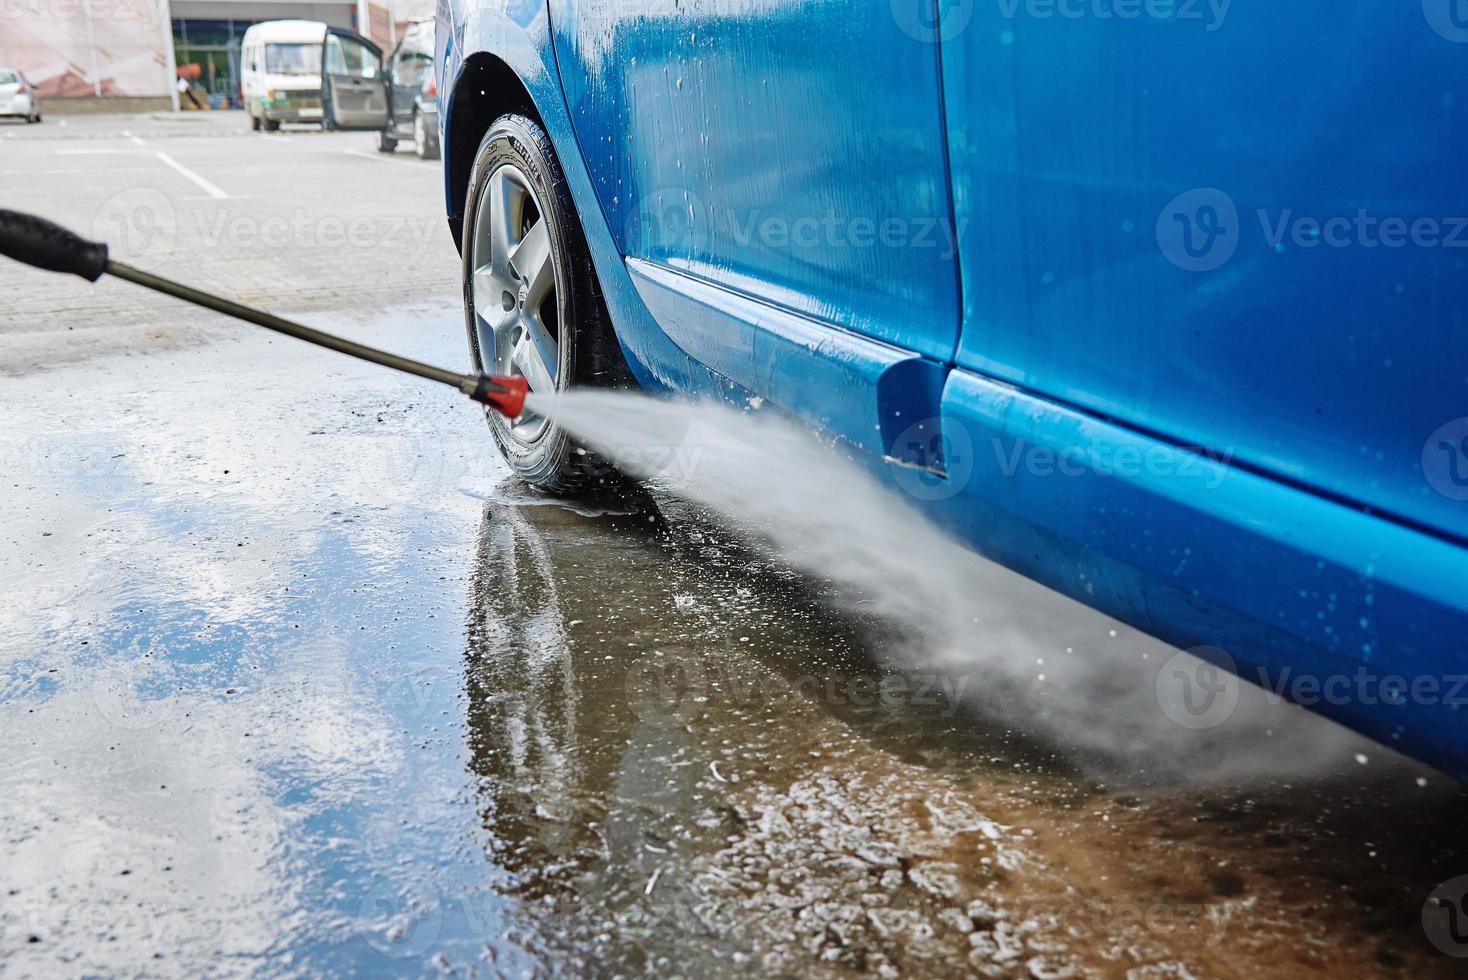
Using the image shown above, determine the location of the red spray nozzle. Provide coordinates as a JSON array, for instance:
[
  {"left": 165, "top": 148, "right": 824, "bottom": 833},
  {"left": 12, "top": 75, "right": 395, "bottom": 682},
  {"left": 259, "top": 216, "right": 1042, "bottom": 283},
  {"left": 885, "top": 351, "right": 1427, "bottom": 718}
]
[{"left": 467, "top": 373, "right": 530, "bottom": 417}]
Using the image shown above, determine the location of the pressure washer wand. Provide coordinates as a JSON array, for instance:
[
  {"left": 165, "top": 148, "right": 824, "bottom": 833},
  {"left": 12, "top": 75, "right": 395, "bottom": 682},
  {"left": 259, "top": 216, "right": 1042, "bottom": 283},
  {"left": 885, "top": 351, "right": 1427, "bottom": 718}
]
[{"left": 0, "top": 209, "right": 529, "bottom": 418}]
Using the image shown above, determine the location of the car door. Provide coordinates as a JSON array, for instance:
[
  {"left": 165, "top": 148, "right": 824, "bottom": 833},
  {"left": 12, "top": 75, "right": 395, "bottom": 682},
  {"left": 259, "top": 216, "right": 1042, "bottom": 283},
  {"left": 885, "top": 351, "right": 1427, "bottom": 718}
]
[
  {"left": 388, "top": 39, "right": 432, "bottom": 132},
  {"left": 548, "top": 1, "right": 961, "bottom": 364},
  {"left": 937, "top": 4, "right": 1468, "bottom": 543},
  {"left": 321, "top": 28, "right": 388, "bottom": 130}
]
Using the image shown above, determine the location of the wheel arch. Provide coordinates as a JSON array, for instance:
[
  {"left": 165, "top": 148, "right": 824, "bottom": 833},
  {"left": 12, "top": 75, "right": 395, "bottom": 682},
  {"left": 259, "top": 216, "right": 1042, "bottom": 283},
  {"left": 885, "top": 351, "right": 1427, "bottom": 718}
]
[{"left": 444, "top": 53, "right": 544, "bottom": 252}]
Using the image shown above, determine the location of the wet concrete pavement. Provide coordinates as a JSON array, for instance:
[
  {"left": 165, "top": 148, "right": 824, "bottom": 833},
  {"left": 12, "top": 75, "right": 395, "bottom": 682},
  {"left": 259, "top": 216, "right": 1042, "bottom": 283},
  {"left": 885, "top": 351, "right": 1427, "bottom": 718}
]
[
  {"left": 2, "top": 304, "right": 1465, "bottom": 978},
  {"left": 3, "top": 116, "right": 1468, "bottom": 979}
]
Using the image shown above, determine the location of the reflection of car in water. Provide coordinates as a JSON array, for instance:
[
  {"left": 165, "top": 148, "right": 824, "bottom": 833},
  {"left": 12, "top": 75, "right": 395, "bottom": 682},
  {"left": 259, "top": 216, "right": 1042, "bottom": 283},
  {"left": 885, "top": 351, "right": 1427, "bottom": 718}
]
[
  {"left": 459, "top": 493, "right": 931, "bottom": 969},
  {"left": 376, "top": 19, "right": 440, "bottom": 160},
  {"left": 462, "top": 497, "right": 712, "bottom": 954},
  {"left": 0, "top": 68, "right": 41, "bottom": 123},
  {"left": 433, "top": 4, "right": 1468, "bottom": 782}
]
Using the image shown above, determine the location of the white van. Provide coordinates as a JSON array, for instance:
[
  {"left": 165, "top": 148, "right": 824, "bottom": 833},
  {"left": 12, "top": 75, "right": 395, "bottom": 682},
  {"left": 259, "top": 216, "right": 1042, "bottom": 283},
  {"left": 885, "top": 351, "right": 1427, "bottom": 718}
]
[
  {"left": 241, "top": 19, "right": 391, "bottom": 133},
  {"left": 241, "top": 20, "right": 327, "bottom": 130}
]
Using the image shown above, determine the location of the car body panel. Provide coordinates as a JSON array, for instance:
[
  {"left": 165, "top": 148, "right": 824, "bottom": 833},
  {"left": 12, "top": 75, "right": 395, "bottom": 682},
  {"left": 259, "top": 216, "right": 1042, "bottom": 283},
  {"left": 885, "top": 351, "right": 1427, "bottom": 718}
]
[
  {"left": 438, "top": 1, "right": 1468, "bottom": 779},
  {"left": 939, "top": 6, "right": 1468, "bottom": 545},
  {"left": 629, "top": 258, "right": 947, "bottom": 463},
  {"left": 546, "top": 0, "right": 961, "bottom": 363},
  {"left": 931, "top": 367, "right": 1468, "bottom": 779}
]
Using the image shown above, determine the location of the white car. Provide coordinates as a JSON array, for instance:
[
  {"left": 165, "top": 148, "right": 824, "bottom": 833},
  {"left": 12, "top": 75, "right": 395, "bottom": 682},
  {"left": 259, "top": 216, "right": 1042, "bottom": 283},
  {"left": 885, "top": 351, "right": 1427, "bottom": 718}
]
[{"left": 0, "top": 69, "right": 41, "bottom": 124}]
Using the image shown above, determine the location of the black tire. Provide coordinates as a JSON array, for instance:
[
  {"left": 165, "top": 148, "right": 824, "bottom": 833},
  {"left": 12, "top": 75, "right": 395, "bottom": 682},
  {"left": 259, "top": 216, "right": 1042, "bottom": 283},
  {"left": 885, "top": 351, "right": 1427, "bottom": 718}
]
[
  {"left": 461, "top": 113, "right": 632, "bottom": 491},
  {"left": 263, "top": 118, "right": 281, "bottom": 132},
  {"left": 413, "top": 111, "right": 440, "bottom": 161},
  {"left": 377, "top": 128, "right": 397, "bottom": 152}
]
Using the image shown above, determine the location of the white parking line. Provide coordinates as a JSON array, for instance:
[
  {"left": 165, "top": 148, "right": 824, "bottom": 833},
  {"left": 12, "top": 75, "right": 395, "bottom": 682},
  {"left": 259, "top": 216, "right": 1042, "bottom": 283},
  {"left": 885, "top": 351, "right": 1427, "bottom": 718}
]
[
  {"left": 0, "top": 167, "right": 162, "bottom": 176},
  {"left": 56, "top": 148, "right": 152, "bottom": 155},
  {"left": 155, "top": 151, "right": 229, "bottom": 199},
  {"left": 341, "top": 148, "right": 439, "bottom": 172}
]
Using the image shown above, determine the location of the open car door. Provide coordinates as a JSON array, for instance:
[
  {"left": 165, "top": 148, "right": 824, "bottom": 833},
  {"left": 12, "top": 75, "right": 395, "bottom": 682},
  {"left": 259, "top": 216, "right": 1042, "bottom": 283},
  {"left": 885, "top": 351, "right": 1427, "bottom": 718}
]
[{"left": 321, "top": 28, "right": 388, "bottom": 130}]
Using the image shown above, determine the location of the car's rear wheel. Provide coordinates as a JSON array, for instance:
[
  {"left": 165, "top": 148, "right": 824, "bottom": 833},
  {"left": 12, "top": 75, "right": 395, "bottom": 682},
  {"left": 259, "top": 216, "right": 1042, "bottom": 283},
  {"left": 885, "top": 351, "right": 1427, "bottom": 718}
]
[{"left": 462, "top": 113, "right": 628, "bottom": 490}]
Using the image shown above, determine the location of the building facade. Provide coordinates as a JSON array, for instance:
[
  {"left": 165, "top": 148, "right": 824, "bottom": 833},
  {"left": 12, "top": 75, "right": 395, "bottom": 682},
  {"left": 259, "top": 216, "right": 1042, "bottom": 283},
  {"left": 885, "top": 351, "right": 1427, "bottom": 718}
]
[{"left": 0, "top": 0, "right": 428, "bottom": 108}]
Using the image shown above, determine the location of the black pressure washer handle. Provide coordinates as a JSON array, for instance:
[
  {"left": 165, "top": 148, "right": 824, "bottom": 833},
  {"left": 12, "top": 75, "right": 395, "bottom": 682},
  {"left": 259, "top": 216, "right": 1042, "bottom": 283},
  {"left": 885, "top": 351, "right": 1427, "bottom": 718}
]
[
  {"left": 0, "top": 209, "right": 109, "bottom": 282},
  {"left": 0, "top": 208, "right": 531, "bottom": 417}
]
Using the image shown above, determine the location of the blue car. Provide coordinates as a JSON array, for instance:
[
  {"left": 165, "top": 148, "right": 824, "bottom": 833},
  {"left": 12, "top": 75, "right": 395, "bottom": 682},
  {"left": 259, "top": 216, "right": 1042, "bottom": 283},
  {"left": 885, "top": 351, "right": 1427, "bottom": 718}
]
[{"left": 433, "top": 3, "right": 1468, "bottom": 779}]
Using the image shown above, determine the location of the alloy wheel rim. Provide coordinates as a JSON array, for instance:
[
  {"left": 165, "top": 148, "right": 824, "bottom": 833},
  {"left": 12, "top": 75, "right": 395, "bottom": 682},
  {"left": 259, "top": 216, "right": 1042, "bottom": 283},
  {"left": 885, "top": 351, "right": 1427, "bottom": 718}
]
[{"left": 469, "top": 164, "right": 560, "bottom": 441}]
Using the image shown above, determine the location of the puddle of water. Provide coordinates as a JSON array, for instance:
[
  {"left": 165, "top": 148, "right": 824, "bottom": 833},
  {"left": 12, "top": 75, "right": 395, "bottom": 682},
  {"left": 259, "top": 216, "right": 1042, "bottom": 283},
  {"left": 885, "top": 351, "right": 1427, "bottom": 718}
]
[{"left": 457, "top": 494, "right": 1467, "bottom": 978}]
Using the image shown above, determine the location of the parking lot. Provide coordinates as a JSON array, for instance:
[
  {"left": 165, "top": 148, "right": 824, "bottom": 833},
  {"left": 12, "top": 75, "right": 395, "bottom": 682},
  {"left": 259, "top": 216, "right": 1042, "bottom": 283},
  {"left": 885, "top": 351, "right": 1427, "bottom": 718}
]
[
  {"left": 0, "top": 111, "right": 456, "bottom": 373},
  {"left": 3, "top": 113, "right": 1468, "bottom": 978}
]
